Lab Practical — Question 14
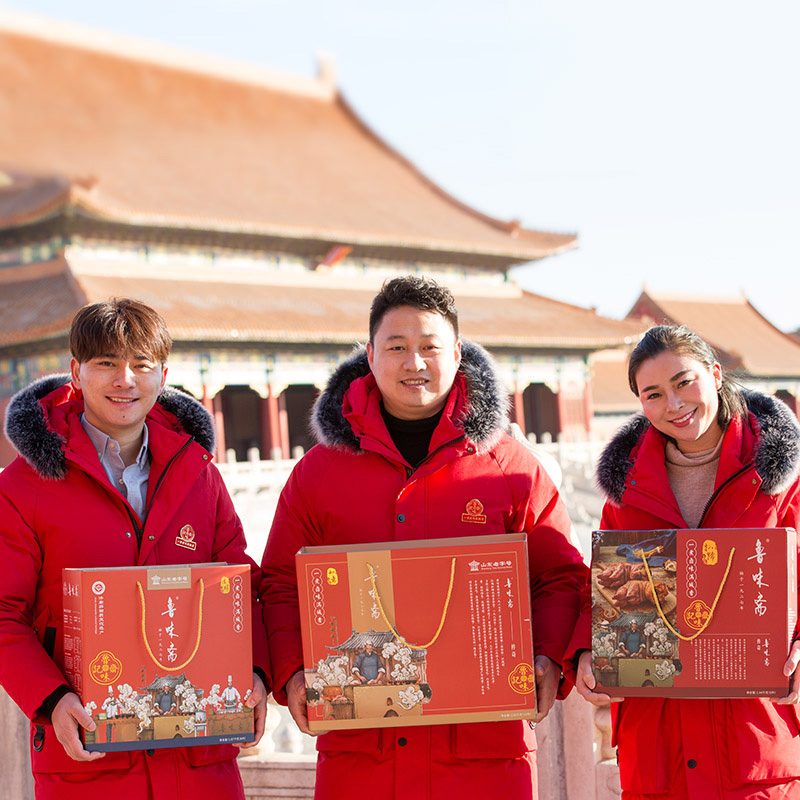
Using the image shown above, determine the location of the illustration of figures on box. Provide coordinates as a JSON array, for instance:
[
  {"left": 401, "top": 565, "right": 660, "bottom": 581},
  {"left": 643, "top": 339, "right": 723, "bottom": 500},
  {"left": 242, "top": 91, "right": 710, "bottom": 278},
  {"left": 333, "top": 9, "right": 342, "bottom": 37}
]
[
  {"left": 591, "top": 530, "right": 683, "bottom": 689},
  {"left": 305, "top": 628, "right": 433, "bottom": 721},
  {"left": 83, "top": 672, "right": 253, "bottom": 744}
]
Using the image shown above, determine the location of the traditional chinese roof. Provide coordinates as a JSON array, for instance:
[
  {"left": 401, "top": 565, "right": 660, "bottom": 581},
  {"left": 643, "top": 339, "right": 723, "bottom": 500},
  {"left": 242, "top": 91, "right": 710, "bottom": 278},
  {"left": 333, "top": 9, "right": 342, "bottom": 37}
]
[
  {"left": 140, "top": 673, "right": 192, "bottom": 692},
  {"left": 0, "top": 256, "right": 641, "bottom": 352},
  {"left": 328, "top": 629, "right": 395, "bottom": 651},
  {"left": 328, "top": 629, "right": 426, "bottom": 659},
  {"left": 0, "top": 12, "right": 576, "bottom": 266},
  {"left": 627, "top": 290, "right": 800, "bottom": 378},
  {"left": 610, "top": 612, "right": 656, "bottom": 629}
]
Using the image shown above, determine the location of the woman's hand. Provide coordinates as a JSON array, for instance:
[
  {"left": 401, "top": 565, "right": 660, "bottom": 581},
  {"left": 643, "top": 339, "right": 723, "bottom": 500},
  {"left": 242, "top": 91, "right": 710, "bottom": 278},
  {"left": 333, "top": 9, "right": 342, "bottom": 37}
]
[
  {"left": 574, "top": 651, "right": 620, "bottom": 707},
  {"left": 778, "top": 640, "right": 800, "bottom": 704},
  {"left": 532, "top": 655, "right": 560, "bottom": 722}
]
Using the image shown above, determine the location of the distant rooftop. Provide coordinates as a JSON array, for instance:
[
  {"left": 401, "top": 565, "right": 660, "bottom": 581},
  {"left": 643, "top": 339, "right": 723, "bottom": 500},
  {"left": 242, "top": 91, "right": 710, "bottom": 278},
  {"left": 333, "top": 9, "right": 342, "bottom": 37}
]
[{"left": 627, "top": 289, "right": 800, "bottom": 378}]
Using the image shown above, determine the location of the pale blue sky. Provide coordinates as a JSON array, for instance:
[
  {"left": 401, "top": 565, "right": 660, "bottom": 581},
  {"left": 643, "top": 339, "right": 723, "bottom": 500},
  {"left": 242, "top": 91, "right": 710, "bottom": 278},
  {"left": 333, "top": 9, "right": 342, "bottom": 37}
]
[{"left": 4, "top": 1, "right": 799, "bottom": 330}]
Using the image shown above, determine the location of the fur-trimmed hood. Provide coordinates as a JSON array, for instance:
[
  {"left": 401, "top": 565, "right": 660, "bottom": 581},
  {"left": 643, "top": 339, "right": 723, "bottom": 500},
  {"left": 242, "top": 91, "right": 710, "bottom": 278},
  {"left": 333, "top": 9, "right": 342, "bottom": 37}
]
[
  {"left": 596, "top": 390, "right": 800, "bottom": 503},
  {"left": 4, "top": 374, "right": 216, "bottom": 481},
  {"left": 311, "top": 340, "right": 509, "bottom": 452}
]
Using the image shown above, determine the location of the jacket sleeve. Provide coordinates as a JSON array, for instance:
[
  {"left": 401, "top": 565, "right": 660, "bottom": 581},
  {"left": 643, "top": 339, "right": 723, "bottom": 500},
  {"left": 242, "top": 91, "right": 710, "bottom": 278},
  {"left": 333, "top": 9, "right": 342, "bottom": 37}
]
[
  {"left": 503, "top": 444, "right": 590, "bottom": 688},
  {"left": 259, "top": 454, "right": 325, "bottom": 704},
  {"left": 562, "top": 499, "right": 621, "bottom": 683},
  {"left": 206, "top": 464, "right": 271, "bottom": 690},
  {"left": 0, "top": 468, "right": 73, "bottom": 720},
  {"left": 778, "top": 477, "right": 800, "bottom": 642}
]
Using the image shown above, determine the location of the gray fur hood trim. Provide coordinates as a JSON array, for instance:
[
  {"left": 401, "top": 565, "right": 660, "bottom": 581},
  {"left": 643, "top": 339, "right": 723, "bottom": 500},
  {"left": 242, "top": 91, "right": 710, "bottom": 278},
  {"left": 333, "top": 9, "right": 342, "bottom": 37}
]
[
  {"left": 596, "top": 390, "right": 800, "bottom": 503},
  {"left": 311, "top": 340, "right": 510, "bottom": 452},
  {"left": 4, "top": 374, "right": 216, "bottom": 480}
]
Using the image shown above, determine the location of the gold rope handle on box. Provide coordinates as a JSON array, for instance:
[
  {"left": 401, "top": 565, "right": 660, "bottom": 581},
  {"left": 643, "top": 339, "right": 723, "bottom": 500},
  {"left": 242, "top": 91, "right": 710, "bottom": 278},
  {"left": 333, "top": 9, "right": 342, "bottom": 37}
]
[
  {"left": 136, "top": 578, "right": 205, "bottom": 671},
  {"left": 639, "top": 548, "right": 735, "bottom": 642},
  {"left": 366, "top": 558, "right": 456, "bottom": 650}
]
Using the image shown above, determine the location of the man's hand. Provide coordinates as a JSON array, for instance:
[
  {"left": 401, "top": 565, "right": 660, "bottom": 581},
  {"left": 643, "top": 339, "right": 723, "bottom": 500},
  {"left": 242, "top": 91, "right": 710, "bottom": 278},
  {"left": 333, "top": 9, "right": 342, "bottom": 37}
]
[
  {"left": 238, "top": 672, "right": 268, "bottom": 749},
  {"left": 574, "top": 651, "right": 619, "bottom": 707},
  {"left": 533, "top": 655, "right": 561, "bottom": 722},
  {"left": 286, "top": 671, "right": 327, "bottom": 736},
  {"left": 51, "top": 692, "right": 106, "bottom": 762},
  {"left": 778, "top": 640, "right": 800, "bottom": 704}
]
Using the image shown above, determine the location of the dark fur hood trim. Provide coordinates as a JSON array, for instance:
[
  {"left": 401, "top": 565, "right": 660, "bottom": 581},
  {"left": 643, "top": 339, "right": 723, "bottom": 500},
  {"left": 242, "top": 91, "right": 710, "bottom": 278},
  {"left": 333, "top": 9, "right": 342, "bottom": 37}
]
[
  {"left": 596, "top": 390, "right": 800, "bottom": 502},
  {"left": 311, "top": 340, "right": 510, "bottom": 452},
  {"left": 4, "top": 374, "right": 216, "bottom": 480}
]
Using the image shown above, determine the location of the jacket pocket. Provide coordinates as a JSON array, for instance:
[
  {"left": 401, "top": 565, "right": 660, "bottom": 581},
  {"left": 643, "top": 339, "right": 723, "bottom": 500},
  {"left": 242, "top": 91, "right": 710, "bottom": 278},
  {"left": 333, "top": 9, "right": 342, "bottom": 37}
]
[
  {"left": 183, "top": 743, "right": 238, "bottom": 767},
  {"left": 725, "top": 699, "right": 800, "bottom": 783},
  {"left": 452, "top": 720, "right": 533, "bottom": 760},
  {"left": 615, "top": 698, "right": 679, "bottom": 794},
  {"left": 30, "top": 722, "right": 133, "bottom": 774},
  {"left": 42, "top": 626, "right": 57, "bottom": 659},
  {"left": 316, "top": 728, "right": 382, "bottom": 754},
  {"left": 32, "top": 609, "right": 52, "bottom": 647}
]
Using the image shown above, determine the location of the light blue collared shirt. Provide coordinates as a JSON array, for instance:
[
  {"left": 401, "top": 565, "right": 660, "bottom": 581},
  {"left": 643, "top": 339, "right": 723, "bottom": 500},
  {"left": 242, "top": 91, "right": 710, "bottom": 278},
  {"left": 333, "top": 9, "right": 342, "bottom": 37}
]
[{"left": 80, "top": 414, "right": 151, "bottom": 521}]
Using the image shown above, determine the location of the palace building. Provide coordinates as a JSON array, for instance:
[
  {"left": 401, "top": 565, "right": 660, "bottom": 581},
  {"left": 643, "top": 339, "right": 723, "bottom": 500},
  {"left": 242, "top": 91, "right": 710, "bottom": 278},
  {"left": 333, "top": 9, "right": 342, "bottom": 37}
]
[{"left": 0, "top": 12, "right": 639, "bottom": 467}]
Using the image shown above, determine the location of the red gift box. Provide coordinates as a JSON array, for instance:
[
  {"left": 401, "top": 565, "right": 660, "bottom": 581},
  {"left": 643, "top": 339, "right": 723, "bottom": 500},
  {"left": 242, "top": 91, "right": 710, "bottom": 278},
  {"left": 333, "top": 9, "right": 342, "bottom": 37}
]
[
  {"left": 62, "top": 563, "right": 253, "bottom": 751},
  {"left": 591, "top": 528, "right": 797, "bottom": 698},
  {"left": 296, "top": 533, "right": 536, "bottom": 731}
]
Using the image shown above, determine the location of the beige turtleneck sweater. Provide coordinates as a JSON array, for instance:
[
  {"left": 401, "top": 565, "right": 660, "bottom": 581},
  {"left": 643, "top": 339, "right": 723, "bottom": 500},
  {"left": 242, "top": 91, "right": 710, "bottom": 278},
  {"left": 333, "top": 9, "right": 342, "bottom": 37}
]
[{"left": 665, "top": 430, "right": 726, "bottom": 528}]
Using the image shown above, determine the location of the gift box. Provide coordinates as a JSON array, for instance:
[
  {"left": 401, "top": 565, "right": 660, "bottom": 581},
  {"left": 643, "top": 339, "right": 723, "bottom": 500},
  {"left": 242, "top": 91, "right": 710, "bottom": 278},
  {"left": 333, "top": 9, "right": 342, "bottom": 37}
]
[
  {"left": 590, "top": 528, "right": 797, "bottom": 698},
  {"left": 296, "top": 534, "right": 536, "bottom": 731},
  {"left": 62, "top": 563, "right": 254, "bottom": 751}
]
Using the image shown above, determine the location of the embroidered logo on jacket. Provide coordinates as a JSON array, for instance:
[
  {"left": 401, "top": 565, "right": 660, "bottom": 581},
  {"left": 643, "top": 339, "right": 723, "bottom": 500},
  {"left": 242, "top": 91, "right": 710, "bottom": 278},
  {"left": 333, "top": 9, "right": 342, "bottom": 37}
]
[
  {"left": 175, "top": 524, "right": 197, "bottom": 551},
  {"left": 461, "top": 499, "right": 487, "bottom": 524}
]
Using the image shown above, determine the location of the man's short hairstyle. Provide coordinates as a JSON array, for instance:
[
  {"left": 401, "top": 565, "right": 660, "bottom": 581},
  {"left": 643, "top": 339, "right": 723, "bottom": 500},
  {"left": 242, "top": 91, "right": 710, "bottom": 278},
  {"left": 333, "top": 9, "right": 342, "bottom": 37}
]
[
  {"left": 368, "top": 276, "right": 459, "bottom": 343},
  {"left": 69, "top": 298, "right": 172, "bottom": 364}
]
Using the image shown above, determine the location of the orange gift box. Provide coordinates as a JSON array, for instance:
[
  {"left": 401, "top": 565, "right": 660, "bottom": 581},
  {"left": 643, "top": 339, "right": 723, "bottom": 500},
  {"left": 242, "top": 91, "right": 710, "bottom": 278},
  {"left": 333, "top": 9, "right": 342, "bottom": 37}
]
[
  {"left": 296, "top": 534, "right": 536, "bottom": 731},
  {"left": 62, "top": 563, "right": 253, "bottom": 751},
  {"left": 591, "top": 528, "right": 797, "bottom": 698}
]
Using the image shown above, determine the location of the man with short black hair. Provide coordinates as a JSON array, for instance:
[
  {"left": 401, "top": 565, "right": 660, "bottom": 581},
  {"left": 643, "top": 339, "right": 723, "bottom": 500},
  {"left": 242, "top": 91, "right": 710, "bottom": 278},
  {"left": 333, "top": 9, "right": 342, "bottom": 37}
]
[
  {"left": 262, "top": 275, "right": 587, "bottom": 798},
  {"left": 0, "top": 298, "right": 269, "bottom": 800}
]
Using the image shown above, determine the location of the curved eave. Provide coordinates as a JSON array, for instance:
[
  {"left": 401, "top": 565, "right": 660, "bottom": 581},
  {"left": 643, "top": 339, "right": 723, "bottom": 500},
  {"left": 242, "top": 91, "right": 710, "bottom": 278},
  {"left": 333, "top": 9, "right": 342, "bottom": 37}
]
[
  {"left": 0, "top": 193, "right": 577, "bottom": 264},
  {"left": 0, "top": 168, "right": 72, "bottom": 230},
  {"left": 332, "top": 92, "right": 579, "bottom": 261},
  {"left": 68, "top": 196, "right": 577, "bottom": 262}
]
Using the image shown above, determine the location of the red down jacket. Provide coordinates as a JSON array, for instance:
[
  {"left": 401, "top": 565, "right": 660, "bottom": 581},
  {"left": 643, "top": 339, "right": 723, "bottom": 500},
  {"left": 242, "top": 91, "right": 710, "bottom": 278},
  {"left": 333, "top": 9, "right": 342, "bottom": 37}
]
[
  {"left": 591, "top": 391, "right": 800, "bottom": 800},
  {"left": 261, "top": 342, "right": 588, "bottom": 800},
  {"left": 0, "top": 376, "right": 269, "bottom": 800}
]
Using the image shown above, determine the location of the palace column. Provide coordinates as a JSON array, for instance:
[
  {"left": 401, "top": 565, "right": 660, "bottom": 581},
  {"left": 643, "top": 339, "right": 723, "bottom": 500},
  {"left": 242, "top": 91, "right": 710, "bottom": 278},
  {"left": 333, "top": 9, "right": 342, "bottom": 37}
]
[
  {"left": 582, "top": 373, "right": 594, "bottom": 435},
  {"left": 257, "top": 383, "right": 290, "bottom": 460},
  {"left": 511, "top": 386, "right": 526, "bottom": 432}
]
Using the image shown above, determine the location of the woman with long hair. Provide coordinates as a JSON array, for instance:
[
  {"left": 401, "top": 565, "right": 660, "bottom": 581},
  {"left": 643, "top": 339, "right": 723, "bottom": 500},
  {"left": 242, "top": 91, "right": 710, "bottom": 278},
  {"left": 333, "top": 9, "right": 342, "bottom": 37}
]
[{"left": 575, "top": 324, "right": 800, "bottom": 799}]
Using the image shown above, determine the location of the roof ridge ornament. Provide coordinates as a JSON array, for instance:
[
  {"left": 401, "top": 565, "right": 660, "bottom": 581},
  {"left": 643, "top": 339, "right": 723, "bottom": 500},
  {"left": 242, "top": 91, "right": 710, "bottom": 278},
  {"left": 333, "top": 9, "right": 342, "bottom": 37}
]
[{"left": 316, "top": 51, "right": 338, "bottom": 91}]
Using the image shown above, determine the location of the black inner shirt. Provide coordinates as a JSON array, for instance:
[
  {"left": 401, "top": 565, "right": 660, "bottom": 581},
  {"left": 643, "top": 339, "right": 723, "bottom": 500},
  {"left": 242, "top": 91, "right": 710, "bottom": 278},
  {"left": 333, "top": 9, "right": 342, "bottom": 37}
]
[{"left": 380, "top": 405, "right": 444, "bottom": 469}]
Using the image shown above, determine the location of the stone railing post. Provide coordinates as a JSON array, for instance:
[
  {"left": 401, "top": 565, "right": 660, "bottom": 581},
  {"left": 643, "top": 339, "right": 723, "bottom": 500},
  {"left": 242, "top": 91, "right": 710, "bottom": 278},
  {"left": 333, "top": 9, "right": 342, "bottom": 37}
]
[{"left": 0, "top": 688, "right": 33, "bottom": 800}]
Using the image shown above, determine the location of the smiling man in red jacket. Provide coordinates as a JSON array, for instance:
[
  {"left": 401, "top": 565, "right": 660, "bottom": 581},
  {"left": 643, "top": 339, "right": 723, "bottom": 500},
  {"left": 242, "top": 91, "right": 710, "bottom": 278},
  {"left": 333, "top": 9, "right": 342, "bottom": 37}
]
[
  {"left": 260, "top": 276, "right": 587, "bottom": 800},
  {"left": 0, "top": 299, "right": 269, "bottom": 800}
]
